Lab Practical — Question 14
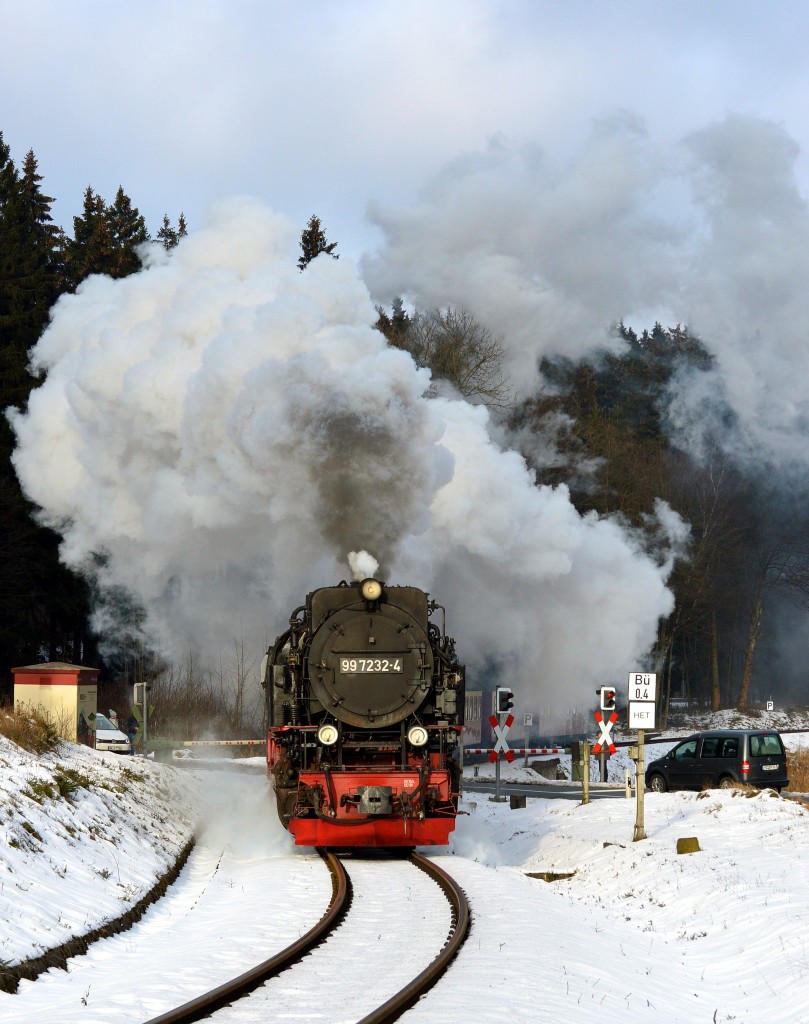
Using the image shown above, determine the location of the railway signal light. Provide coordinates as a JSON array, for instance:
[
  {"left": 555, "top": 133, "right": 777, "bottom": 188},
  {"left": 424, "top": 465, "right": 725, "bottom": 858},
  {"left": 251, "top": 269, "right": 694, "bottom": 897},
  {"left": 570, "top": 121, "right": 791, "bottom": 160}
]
[
  {"left": 133, "top": 682, "right": 151, "bottom": 705},
  {"left": 496, "top": 687, "right": 515, "bottom": 715},
  {"left": 599, "top": 686, "right": 617, "bottom": 712}
]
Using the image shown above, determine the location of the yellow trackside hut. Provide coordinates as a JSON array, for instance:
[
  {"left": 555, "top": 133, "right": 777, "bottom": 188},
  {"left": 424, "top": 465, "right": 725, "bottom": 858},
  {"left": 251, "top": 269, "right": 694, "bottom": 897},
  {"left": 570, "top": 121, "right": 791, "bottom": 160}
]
[{"left": 12, "top": 662, "right": 99, "bottom": 745}]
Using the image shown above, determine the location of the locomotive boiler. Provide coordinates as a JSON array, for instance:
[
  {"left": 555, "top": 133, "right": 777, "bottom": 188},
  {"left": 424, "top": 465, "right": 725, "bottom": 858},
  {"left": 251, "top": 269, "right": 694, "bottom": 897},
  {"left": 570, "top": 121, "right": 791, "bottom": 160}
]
[{"left": 264, "top": 577, "right": 465, "bottom": 847}]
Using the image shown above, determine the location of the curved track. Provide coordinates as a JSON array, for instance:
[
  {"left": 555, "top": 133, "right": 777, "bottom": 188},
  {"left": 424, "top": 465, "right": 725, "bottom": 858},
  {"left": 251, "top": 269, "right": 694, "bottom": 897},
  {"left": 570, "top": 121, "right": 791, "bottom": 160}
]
[
  {"left": 142, "top": 849, "right": 350, "bottom": 1024},
  {"left": 143, "top": 849, "right": 469, "bottom": 1024},
  {"left": 356, "top": 852, "right": 470, "bottom": 1024}
]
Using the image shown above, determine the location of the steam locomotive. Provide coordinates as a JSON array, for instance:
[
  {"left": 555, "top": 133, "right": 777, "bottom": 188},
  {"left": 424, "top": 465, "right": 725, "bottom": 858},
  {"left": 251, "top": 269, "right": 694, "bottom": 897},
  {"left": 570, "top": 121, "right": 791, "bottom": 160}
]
[{"left": 264, "top": 578, "right": 465, "bottom": 847}]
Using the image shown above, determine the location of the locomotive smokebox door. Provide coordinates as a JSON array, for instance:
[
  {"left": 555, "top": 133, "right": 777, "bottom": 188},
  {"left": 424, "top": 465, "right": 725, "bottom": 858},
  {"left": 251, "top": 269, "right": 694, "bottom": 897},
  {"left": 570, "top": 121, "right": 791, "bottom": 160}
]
[
  {"left": 357, "top": 785, "right": 393, "bottom": 815},
  {"left": 307, "top": 593, "right": 434, "bottom": 728}
]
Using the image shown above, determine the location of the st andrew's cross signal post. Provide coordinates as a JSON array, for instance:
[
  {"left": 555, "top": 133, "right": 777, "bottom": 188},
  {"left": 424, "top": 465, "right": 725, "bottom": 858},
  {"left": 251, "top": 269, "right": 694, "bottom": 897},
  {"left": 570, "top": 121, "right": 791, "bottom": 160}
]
[
  {"left": 591, "top": 674, "right": 657, "bottom": 841},
  {"left": 490, "top": 686, "right": 515, "bottom": 802},
  {"left": 593, "top": 685, "right": 618, "bottom": 754}
]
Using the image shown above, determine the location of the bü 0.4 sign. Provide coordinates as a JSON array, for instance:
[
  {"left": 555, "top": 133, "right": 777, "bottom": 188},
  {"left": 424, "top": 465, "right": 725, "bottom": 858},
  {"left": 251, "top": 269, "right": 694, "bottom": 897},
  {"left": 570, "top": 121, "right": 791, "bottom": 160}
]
[{"left": 628, "top": 672, "right": 657, "bottom": 703}]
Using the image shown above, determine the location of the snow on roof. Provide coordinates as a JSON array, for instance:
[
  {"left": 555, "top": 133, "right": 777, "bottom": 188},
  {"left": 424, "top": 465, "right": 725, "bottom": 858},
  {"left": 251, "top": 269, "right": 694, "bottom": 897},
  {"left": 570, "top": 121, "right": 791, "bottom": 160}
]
[{"left": 11, "top": 662, "right": 99, "bottom": 673}]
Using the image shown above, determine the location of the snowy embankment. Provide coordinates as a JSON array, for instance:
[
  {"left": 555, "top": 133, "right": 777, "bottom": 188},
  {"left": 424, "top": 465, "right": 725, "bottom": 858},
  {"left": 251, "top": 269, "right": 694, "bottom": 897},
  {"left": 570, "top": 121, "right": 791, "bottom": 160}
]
[
  {"left": 436, "top": 784, "right": 809, "bottom": 1024},
  {"left": 0, "top": 736, "right": 201, "bottom": 974}
]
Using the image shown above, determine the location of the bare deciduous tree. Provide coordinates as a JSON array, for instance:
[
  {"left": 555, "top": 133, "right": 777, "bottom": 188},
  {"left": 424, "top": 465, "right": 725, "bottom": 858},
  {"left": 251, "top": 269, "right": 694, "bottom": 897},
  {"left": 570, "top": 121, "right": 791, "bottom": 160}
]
[
  {"left": 393, "top": 306, "right": 512, "bottom": 407},
  {"left": 736, "top": 533, "right": 809, "bottom": 710}
]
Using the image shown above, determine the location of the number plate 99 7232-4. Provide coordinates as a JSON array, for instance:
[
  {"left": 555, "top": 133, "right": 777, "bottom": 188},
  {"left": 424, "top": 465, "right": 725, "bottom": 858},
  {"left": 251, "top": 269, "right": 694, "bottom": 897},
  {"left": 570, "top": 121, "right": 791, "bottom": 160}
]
[{"left": 339, "top": 657, "right": 403, "bottom": 673}]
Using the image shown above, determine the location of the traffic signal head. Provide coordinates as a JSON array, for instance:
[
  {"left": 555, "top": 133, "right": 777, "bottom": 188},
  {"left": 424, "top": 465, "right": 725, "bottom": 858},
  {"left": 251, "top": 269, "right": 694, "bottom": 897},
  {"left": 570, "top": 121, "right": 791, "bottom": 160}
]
[
  {"left": 599, "top": 686, "right": 617, "bottom": 712},
  {"left": 496, "top": 687, "right": 515, "bottom": 715},
  {"left": 133, "top": 682, "right": 152, "bottom": 705}
]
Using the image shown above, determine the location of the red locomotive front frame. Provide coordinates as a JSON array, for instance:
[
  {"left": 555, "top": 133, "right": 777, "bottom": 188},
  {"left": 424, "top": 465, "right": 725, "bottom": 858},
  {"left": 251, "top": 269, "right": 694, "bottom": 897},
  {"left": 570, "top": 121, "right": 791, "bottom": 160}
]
[
  {"left": 268, "top": 729, "right": 461, "bottom": 847},
  {"left": 286, "top": 765, "right": 457, "bottom": 847}
]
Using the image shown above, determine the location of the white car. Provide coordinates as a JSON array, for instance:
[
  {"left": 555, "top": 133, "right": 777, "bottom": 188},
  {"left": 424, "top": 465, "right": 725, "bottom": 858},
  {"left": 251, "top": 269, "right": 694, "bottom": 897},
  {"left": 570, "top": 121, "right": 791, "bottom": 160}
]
[{"left": 94, "top": 713, "right": 132, "bottom": 754}]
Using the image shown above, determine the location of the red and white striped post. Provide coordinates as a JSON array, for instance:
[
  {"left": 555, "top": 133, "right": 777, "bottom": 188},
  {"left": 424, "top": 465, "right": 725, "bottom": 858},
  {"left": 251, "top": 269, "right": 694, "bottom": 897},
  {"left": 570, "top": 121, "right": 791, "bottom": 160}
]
[{"left": 489, "top": 712, "right": 513, "bottom": 801}]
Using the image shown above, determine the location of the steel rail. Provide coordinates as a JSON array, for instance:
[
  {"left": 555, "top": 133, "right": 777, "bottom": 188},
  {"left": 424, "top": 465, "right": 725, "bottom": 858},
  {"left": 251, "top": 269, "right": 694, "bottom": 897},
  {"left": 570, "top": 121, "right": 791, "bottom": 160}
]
[
  {"left": 141, "top": 847, "right": 350, "bottom": 1024},
  {"left": 355, "top": 852, "right": 471, "bottom": 1024}
]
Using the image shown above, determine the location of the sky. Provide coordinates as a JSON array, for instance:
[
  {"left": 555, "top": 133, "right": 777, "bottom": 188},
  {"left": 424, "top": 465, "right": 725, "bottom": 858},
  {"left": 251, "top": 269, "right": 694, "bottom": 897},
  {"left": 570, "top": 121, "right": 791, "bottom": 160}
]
[
  {"left": 6, "top": 1, "right": 809, "bottom": 711},
  {"left": 2, "top": 730, "right": 809, "bottom": 1023},
  {"left": 3, "top": 1, "right": 809, "bottom": 261}
]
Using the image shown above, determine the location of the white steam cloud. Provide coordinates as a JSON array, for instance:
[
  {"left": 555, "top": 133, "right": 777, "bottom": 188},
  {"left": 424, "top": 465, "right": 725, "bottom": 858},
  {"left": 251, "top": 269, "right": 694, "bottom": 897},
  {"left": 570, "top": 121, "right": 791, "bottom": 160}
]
[
  {"left": 10, "top": 195, "right": 678, "bottom": 709},
  {"left": 348, "top": 550, "right": 380, "bottom": 581},
  {"left": 668, "top": 115, "right": 809, "bottom": 474},
  {"left": 364, "top": 114, "right": 809, "bottom": 477},
  {"left": 363, "top": 116, "right": 674, "bottom": 391}
]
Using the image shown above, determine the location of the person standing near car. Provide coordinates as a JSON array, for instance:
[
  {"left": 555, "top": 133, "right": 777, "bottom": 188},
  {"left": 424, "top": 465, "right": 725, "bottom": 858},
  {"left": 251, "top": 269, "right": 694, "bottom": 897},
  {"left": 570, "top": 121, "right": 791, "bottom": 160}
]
[{"left": 126, "top": 713, "right": 138, "bottom": 754}]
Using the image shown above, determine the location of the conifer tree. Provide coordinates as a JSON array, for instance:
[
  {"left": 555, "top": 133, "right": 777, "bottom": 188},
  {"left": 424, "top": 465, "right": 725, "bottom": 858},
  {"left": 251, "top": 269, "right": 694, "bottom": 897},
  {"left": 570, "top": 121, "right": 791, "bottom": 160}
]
[
  {"left": 157, "top": 214, "right": 177, "bottom": 249},
  {"left": 107, "top": 186, "right": 149, "bottom": 276},
  {"left": 297, "top": 214, "right": 338, "bottom": 270},
  {"left": 157, "top": 212, "right": 188, "bottom": 250},
  {"left": 0, "top": 136, "right": 94, "bottom": 690},
  {"left": 0, "top": 143, "right": 62, "bottom": 412},
  {"left": 0, "top": 132, "right": 21, "bottom": 336},
  {"left": 64, "top": 185, "right": 113, "bottom": 288},
  {"left": 375, "top": 296, "right": 411, "bottom": 347},
  {"left": 18, "top": 150, "right": 64, "bottom": 322},
  {"left": 65, "top": 185, "right": 149, "bottom": 288}
]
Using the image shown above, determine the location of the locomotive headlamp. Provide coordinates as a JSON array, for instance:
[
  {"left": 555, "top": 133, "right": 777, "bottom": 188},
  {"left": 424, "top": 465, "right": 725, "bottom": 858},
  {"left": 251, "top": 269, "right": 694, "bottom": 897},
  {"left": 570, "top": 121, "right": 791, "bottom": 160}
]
[
  {"left": 361, "top": 578, "right": 383, "bottom": 601},
  {"left": 317, "top": 723, "right": 339, "bottom": 746},
  {"left": 407, "top": 725, "right": 429, "bottom": 747}
]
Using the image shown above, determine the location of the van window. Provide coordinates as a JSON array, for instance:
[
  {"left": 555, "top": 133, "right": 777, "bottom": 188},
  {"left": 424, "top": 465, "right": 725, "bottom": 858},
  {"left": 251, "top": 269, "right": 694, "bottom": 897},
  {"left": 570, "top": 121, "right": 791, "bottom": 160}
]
[
  {"left": 720, "top": 738, "right": 738, "bottom": 758},
  {"left": 750, "top": 734, "right": 783, "bottom": 757},
  {"left": 674, "top": 740, "right": 697, "bottom": 760},
  {"left": 701, "top": 738, "right": 721, "bottom": 758}
]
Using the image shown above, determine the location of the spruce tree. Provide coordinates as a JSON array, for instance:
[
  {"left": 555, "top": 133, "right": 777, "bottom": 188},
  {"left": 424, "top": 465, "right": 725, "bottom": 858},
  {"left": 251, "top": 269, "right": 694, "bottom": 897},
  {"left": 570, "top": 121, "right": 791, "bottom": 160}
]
[
  {"left": 0, "top": 143, "right": 62, "bottom": 415},
  {"left": 64, "top": 185, "right": 113, "bottom": 288},
  {"left": 157, "top": 212, "right": 188, "bottom": 250},
  {"left": 298, "top": 214, "right": 338, "bottom": 270},
  {"left": 18, "top": 150, "right": 63, "bottom": 330},
  {"left": 65, "top": 185, "right": 149, "bottom": 288},
  {"left": 107, "top": 186, "right": 149, "bottom": 276},
  {"left": 0, "top": 136, "right": 94, "bottom": 690},
  {"left": 375, "top": 297, "right": 411, "bottom": 347}
]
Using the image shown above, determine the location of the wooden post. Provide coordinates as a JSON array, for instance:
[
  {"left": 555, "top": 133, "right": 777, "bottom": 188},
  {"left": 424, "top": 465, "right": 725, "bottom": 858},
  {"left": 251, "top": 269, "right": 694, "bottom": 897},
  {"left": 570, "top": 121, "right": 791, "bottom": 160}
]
[
  {"left": 581, "top": 739, "right": 590, "bottom": 805},
  {"left": 633, "top": 729, "right": 647, "bottom": 841}
]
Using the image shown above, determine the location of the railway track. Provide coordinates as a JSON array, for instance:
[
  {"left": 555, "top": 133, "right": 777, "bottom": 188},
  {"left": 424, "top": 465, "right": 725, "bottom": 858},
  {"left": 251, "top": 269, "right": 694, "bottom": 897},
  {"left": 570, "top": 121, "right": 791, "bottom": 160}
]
[{"left": 143, "top": 849, "right": 470, "bottom": 1024}]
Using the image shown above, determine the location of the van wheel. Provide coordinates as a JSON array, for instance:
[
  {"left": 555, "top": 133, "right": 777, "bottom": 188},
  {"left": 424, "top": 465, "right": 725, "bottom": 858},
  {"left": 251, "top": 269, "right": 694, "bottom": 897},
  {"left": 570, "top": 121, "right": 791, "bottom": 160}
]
[
  {"left": 648, "top": 773, "right": 667, "bottom": 793},
  {"left": 719, "top": 776, "right": 736, "bottom": 789}
]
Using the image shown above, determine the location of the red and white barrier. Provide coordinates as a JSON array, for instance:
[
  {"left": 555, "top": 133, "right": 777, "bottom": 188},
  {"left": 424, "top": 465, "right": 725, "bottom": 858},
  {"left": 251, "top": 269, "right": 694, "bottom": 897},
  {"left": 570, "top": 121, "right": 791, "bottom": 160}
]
[
  {"left": 465, "top": 747, "right": 565, "bottom": 756},
  {"left": 182, "top": 739, "right": 264, "bottom": 746}
]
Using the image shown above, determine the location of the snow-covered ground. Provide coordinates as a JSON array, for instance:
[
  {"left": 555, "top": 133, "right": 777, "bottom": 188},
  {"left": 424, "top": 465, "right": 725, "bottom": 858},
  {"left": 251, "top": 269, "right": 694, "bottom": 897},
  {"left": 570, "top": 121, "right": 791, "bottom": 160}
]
[
  {"left": 0, "top": 737, "right": 200, "bottom": 967},
  {"left": 1, "top": 727, "right": 808, "bottom": 1024}
]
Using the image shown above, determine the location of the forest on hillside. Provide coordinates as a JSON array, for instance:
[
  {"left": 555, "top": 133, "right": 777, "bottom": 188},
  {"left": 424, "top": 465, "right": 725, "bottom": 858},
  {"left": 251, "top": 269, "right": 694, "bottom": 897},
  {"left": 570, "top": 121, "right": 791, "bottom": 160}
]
[
  {"left": 0, "top": 132, "right": 185, "bottom": 704},
  {"left": 2, "top": 129, "right": 807, "bottom": 723}
]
